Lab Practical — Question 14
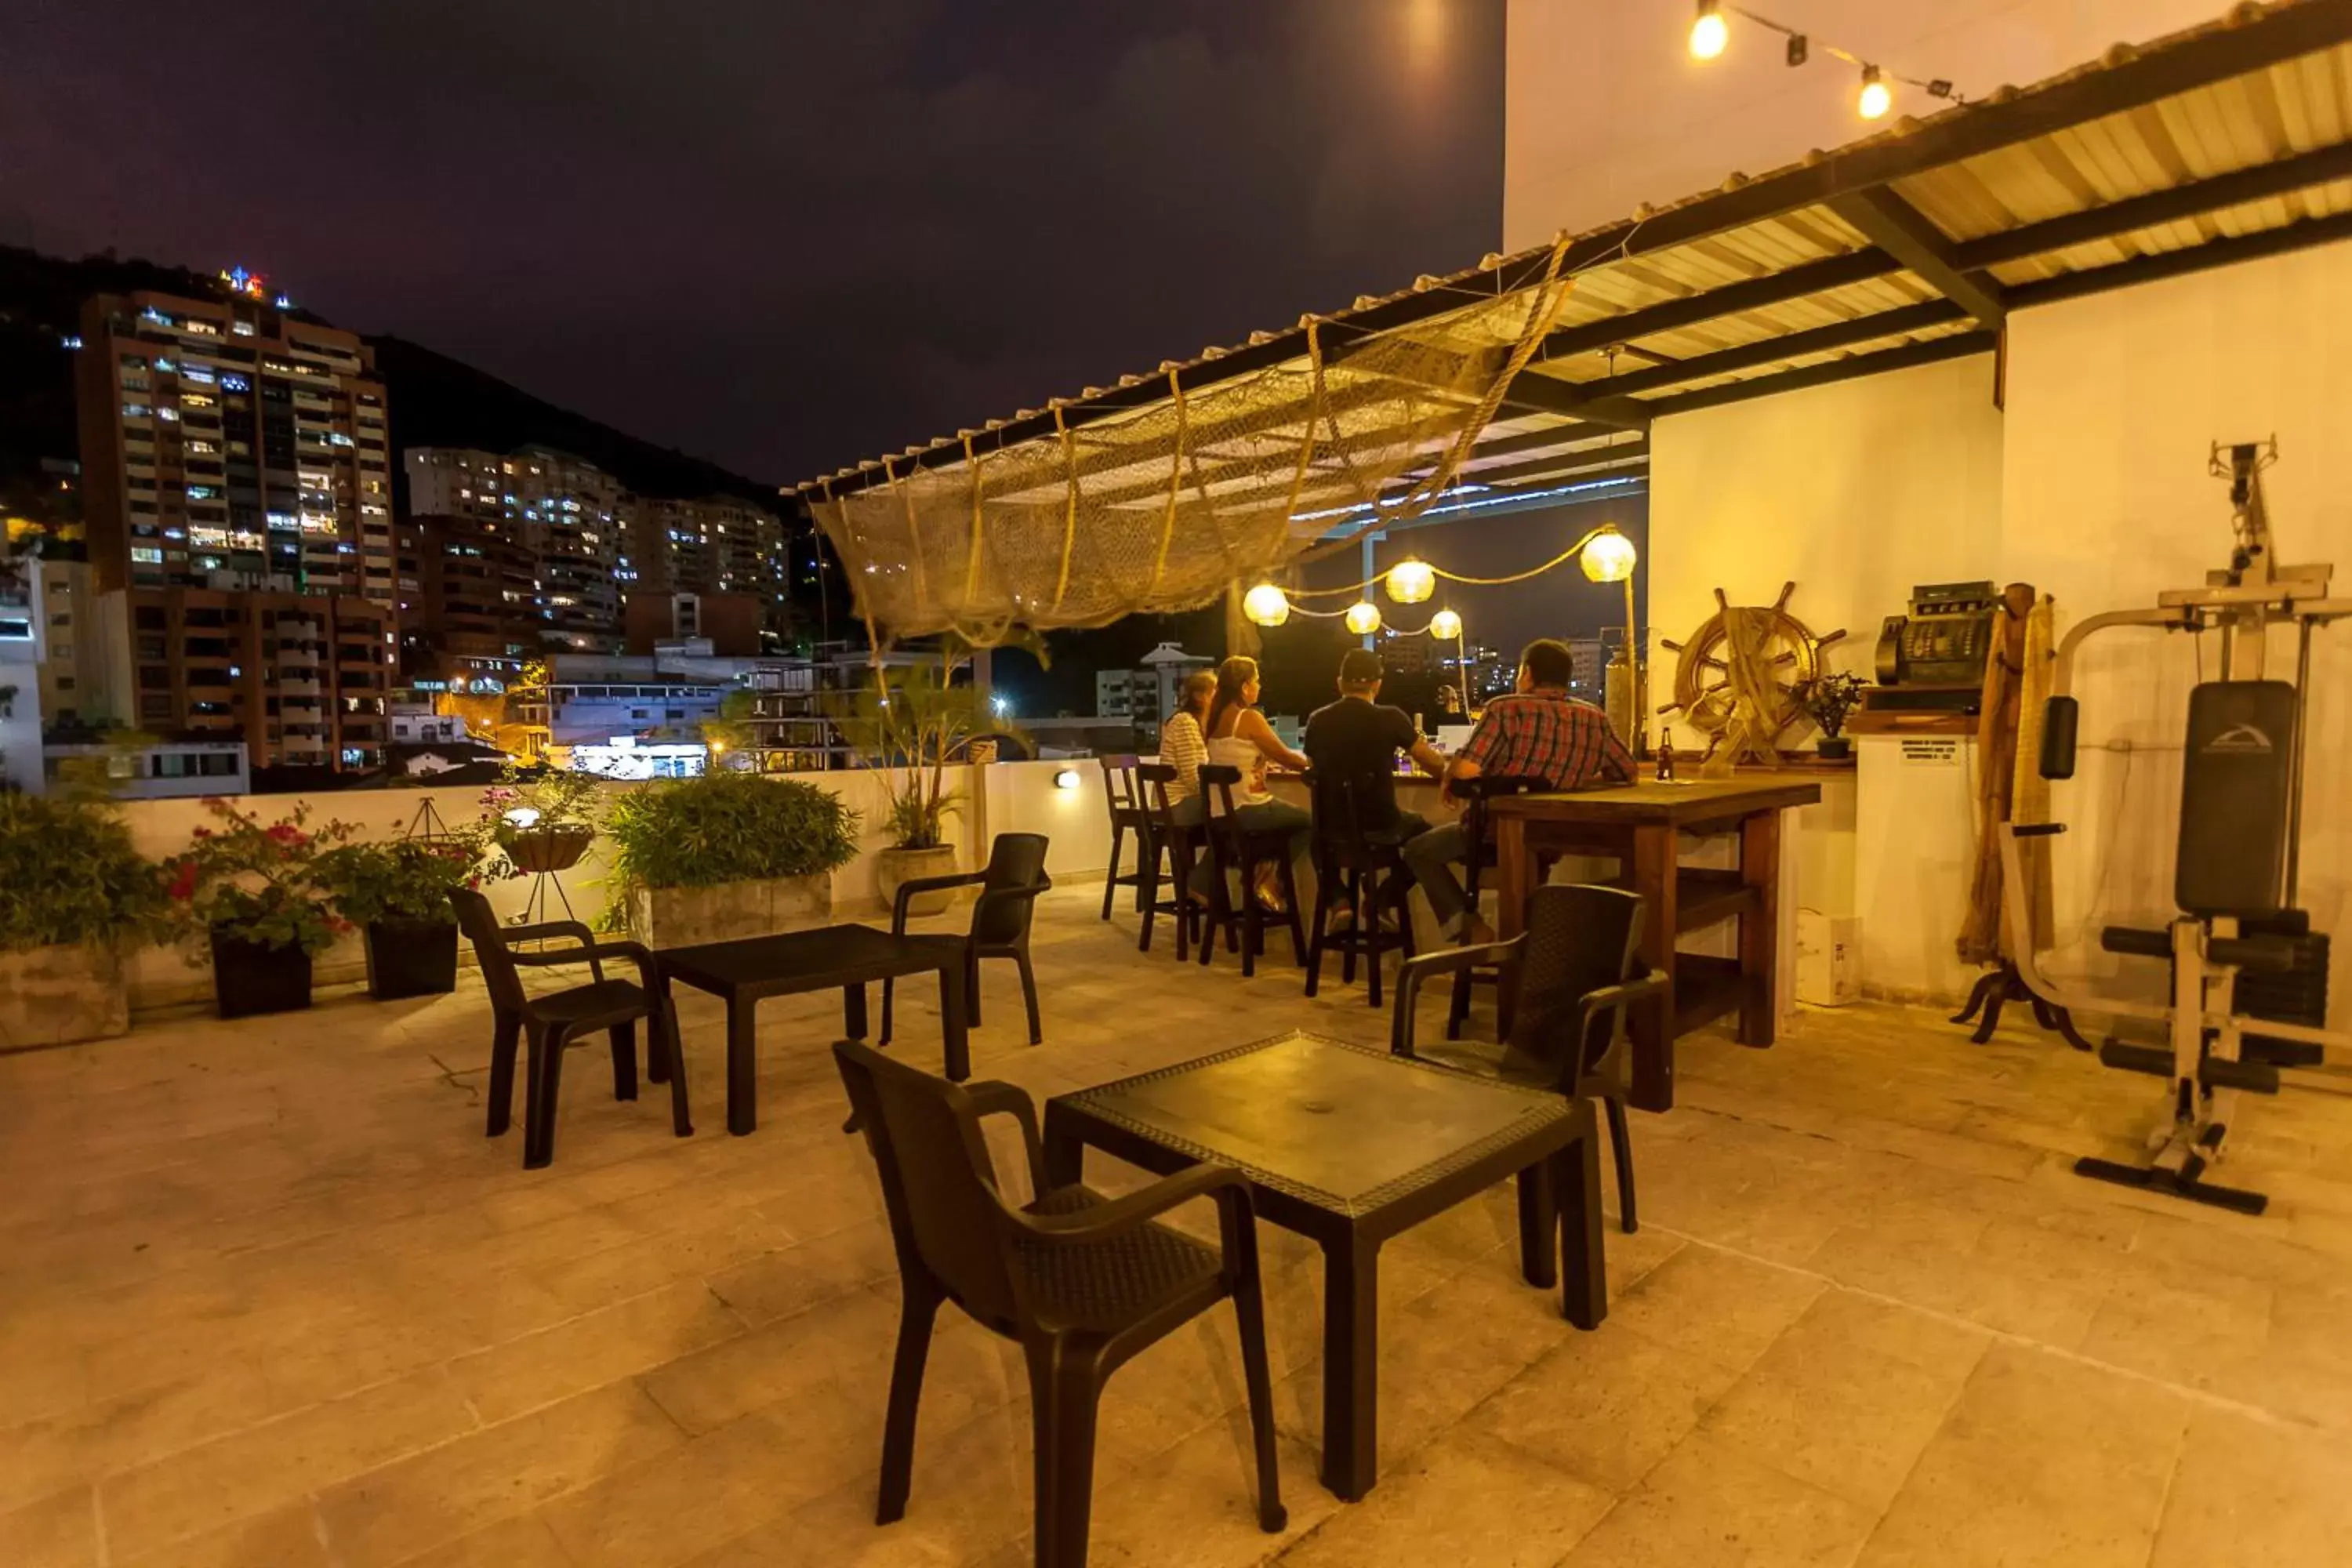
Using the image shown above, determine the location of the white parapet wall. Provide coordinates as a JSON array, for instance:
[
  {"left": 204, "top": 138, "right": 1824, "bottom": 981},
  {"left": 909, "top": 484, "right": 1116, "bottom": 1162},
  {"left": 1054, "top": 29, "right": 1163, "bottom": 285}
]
[{"left": 111, "top": 760, "right": 1124, "bottom": 1014}]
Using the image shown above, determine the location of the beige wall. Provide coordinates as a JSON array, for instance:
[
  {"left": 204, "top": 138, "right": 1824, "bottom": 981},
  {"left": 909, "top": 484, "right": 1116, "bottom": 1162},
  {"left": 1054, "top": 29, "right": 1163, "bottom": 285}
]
[
  {"left": 1502, "top": 0, "right": 2225, "bottom": 251},
  {"left": 1645, "top": 238, "right": 2352, "bottom": 1022}
]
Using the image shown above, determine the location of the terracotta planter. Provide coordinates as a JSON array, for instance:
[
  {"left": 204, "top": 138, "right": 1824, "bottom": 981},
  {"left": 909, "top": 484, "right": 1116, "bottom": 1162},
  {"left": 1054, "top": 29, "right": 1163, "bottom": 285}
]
[
  {"left": 0, "top": 943, "right": 129, "bottom": 1051},
  {"left": 878, "top": 844, "right": 960, "bottom": 917},
  {"left": 503, "top": 824, "right": 594, "bottom": 873},
  {"left": 364, "top": 918, "right": 459, "bottom": 1000},
  {"left": 629, "top": 874, "right": 834, "bottom": 948},
  {"left": 210, "top": 932, "right": 314, "bottom": 1019}
]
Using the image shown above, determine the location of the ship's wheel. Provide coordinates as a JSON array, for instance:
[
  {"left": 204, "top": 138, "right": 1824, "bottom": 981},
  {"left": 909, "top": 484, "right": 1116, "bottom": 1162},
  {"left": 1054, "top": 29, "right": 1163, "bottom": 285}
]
[{"left": 1658, "top": 582, "right": 1846, "bottom": 755}]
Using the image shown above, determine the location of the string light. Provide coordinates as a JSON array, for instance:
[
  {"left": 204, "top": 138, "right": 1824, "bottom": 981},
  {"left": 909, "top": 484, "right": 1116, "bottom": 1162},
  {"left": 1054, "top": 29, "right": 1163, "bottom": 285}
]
[
  {"left": 1385, "top": 557, "right": 1436, "bottom": 604},
  {"left": 1682, "top": 5, "right": 1962, "bottom": 118},
  {"left": 1857, "top": 64, "right": 1892, "bottom": 120},
  {"left": 1344, "top": 601, "right": 1383, "bottom": 635},
  {"left": 1688, "top": 1, "right": 1728, "bottom": 61},
  {"left": 1430, "top": 608, "right": 1463, "bottom": 641},
  {"left": 1243, "top": 582, "right": 1290, "bottom": 626}
]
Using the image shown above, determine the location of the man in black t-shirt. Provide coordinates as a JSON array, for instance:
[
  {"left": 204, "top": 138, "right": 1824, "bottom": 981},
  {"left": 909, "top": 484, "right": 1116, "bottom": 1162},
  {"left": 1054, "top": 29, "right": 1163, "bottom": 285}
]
[{"left": 1303, "top": 648, "right": 1449, "bottom": 842}]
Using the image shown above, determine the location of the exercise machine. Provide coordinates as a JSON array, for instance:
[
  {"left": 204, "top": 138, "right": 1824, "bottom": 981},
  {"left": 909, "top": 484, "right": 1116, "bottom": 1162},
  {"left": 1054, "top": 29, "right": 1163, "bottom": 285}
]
[{"left": 1998, "top": 441, "right": 2351, "bottom": 1214}]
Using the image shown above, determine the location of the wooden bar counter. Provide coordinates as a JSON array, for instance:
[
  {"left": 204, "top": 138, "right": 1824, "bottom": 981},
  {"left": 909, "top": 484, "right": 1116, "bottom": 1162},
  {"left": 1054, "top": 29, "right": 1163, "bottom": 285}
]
[{"left": 1487, "top": 776, "right": 1821, "bottom": 1112}]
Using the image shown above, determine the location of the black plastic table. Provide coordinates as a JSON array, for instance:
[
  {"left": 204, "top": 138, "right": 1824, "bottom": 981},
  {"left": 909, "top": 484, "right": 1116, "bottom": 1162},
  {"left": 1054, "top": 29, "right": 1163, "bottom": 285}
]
[
  {"left": 655, "top": 925, "right": 970, "bottom": 1136},
  {"left": 1042, "top": 1029, "right": 1604, "bottom": 1501}
]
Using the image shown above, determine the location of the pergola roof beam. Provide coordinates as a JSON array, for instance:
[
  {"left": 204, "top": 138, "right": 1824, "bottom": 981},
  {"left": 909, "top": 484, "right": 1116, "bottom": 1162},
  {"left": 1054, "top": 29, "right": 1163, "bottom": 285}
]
[
  {"left": 1828, "top": 188, "right": 2009, "bottom": 325},
  {"left": 1643, "top": 330, "right": 1999, "bottom": 417}
]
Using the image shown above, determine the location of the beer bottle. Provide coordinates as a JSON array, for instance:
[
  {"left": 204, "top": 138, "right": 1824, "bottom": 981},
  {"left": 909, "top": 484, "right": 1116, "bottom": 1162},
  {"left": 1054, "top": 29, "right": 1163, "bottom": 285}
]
[{"left": 1654, "top": 725, "right": 1676, "bottom": 782}]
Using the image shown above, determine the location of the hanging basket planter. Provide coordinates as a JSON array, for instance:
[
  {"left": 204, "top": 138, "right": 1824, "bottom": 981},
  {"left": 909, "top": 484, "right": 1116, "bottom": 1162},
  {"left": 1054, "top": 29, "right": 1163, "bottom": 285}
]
[{"left": 501, "top": 824, "right": 595, "bottom": 874}]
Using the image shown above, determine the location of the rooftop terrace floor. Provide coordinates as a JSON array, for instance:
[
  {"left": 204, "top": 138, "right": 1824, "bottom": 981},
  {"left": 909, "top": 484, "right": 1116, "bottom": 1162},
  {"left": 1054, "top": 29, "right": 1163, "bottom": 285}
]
[{"left": 6, "top": 887, "right": 2352, "bottom": 1566}]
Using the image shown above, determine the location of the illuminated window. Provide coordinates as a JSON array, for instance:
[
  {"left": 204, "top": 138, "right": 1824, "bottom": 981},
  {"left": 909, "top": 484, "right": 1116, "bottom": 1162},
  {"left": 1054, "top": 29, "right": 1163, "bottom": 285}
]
[
  {"left": 123, "top": 402, "right": 151, "bottom": 419},
  {"left": 130, "top": 546, "right": 163, "bottom": 563},
  {"left": 158, "top": 407, "right": 180, "bottom": 422},
  {"left": 219, "top": 374, "right": 249, "bottom": 393}
]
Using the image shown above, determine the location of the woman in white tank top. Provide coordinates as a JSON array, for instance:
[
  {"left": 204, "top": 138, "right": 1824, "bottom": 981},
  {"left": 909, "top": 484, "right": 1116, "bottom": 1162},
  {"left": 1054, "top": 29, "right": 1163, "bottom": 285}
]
[{"left": 1192, "top": 655, "right": 1312, "bottom": 908}]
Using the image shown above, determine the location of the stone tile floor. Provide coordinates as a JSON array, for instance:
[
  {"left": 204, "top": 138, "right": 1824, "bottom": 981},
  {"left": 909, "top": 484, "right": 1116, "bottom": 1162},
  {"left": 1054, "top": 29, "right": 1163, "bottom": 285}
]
[{"left": 5, "top": 886, "right": 2352, "bottom": 1566}]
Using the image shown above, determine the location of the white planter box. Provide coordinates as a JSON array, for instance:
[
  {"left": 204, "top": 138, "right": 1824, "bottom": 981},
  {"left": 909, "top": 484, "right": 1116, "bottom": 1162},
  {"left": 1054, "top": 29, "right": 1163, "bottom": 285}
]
[
  {"left": 0, "top": 944, "right": 131, "bottom": 1051},
  {"left": 629, "top": 875, "right": 833, "bottom": 949}
]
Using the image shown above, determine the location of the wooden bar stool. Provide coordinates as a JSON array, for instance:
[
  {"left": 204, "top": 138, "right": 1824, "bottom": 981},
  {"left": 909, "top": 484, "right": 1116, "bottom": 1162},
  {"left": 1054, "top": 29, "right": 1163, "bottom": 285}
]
[{"left": 1098, "top": 753, "right": 1150, "bottom": 922}]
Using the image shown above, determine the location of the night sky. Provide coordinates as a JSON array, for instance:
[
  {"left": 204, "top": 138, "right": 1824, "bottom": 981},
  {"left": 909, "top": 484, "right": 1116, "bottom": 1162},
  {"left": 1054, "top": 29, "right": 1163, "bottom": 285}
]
[{"left": 2, "top": 1, "right": 1506, "bottom": 486}]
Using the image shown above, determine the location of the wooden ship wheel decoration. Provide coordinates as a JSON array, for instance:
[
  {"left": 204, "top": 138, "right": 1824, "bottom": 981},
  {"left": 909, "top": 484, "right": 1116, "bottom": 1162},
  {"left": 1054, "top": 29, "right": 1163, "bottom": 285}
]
[{"left": 1658, "top": 582, "right": 1846, "bottom": 762}]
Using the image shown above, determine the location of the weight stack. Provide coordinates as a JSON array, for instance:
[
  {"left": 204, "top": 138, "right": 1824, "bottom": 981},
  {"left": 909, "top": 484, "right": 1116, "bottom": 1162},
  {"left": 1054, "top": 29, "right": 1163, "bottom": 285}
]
[{"left": 2235, "top": 913, "right": 2329, "bottom": 1065}]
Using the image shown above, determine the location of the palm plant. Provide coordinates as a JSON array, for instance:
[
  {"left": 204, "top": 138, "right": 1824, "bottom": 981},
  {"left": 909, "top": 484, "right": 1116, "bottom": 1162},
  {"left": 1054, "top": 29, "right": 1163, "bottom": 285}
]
[{"left": 826, "top": 650, "right": 980, "bottom": 850}]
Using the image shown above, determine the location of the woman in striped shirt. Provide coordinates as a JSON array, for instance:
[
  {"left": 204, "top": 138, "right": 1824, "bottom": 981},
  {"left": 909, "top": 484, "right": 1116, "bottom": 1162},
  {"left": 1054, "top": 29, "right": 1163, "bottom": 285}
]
[{"left": 1158, "top": 669, "right": 1217, "bottom": 825}]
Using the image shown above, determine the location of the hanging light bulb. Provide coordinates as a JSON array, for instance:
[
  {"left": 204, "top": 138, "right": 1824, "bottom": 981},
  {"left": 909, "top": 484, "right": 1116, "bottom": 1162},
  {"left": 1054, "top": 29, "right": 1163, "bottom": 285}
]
[
  {"left": 1344, "top": 600, "right": 1383, "bottom": 636},
  {"left": 1384, "top": 557, "right": 1436, "bottom": 604},
  {"left": 1688, "top": 0, "right": 1728, "bottom": 60},
  {"left": 1242, "top": 582, "right": 1290, "bottom": 626},
  {"left": 1857, "top": 64, "right": 1892, "bottom": 120},
  {"left": 1429, "top": 608, "right": 1463, "bottom": 641},
  {"left": 1579, "top": 528, "right": 1639, "bottom": 584}
]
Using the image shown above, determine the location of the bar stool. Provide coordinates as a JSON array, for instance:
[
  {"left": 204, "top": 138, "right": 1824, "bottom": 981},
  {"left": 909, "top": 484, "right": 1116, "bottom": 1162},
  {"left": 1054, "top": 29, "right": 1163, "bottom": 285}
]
[
  {"left": 1132, "top": 762, "right": 1203, "bottom": 960},
  {"left": 1195, "top": 764, "right": 1305, "bottom": 978},
  {"left": 1097, "top": 753, "right": 1150, "bottom": 922},
  {"left": 1447, "top": 775, "right": 1552, "bottom": 1040},
  {"left": 1303, "top": 771, "right": 1418, "bottom": 1007}
]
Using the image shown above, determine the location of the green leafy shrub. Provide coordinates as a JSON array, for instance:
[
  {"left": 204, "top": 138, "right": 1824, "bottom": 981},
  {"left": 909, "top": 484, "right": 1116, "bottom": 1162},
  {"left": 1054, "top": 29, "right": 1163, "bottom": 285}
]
[
  {"left": 605, "top": 773, "right": 859, "bottom": 897},
  {"left": 315, "top": 829, "right": 502, "bottom": 927},
  {"left": 162, "top": 798, "right": 356, "bottom": 956},
  {"left": 0, "top": 793, "right": 167, "bottom": 953}
]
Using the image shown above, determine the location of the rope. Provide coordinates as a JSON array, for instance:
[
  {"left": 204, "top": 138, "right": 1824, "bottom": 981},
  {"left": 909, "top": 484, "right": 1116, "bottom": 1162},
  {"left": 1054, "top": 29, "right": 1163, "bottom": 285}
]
[
  {"left": 1286, "top": 530, "right": 1615, "bottom": 600},
  {"left": 1292, "top": 232, "right": 1578, "bottom": 567},
  {"left": 1149, "top": 368, "right": 1185, "bottom": 594},
  {"left": 1049, "top": 405, "right": 1078, "bottom": 612},
  {"left": 884, "top": 456, "right": 931, "bottom": 613},
  {"left": 960, "top": 434, "right": 988, "bottom": 604}
]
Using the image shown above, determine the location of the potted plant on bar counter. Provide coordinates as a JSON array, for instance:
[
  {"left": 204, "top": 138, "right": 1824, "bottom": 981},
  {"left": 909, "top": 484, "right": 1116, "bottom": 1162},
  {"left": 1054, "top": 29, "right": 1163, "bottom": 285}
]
[
  {"left": 1798, "top": 671, "right": 1867, "bottom": 760},
  {"left": 164, "top": 798, "right": 356, "bottom": 1018},
  {"left": 315, "top": 823, "right": 503, "bottom": 1000},
  {"left": 0, "top": 791, "right": 168, "bottom": 1050}
]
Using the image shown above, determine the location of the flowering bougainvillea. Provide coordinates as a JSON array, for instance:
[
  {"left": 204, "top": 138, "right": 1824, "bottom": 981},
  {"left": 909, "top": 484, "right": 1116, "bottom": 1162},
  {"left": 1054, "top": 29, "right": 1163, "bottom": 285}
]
[{"left": 162, "top": 798, "right": 357, "bottom": 957}]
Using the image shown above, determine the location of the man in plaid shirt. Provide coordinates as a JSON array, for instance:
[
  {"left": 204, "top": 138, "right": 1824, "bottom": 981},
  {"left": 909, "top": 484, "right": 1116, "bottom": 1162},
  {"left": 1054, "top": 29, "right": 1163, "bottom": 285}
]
[{"left": 1402, "top": 638, "right": 1634, "bottom": 941}]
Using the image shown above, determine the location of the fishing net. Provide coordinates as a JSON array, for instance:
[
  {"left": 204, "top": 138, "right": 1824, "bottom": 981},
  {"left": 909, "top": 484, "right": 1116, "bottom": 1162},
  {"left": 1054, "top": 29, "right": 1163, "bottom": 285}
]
[{"left": 811, "top": 240, "right": 1573, "bottom": 647}]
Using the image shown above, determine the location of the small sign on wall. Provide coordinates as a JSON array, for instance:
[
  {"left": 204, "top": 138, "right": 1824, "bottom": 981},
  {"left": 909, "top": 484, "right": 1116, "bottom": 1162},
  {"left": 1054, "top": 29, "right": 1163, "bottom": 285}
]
[{"left": 1899, "top": 739, "right": 1961, "bottom": 767}]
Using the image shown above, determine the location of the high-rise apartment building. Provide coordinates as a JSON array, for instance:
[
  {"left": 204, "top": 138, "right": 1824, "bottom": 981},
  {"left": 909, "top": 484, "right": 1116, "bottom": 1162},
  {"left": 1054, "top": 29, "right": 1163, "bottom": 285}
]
[
  {"left": 405, "top": 445, "right": 624, "bottom": 651},
  {"left": 90, "top": 586, "right": 394, "bottom": 770},
  {"left": 68, "top": 281, "right": 399, "bottom": 772},
  {"left": 76, "top": 288, "right": 394, "bottom": 601},
  {"left": 629, "top": 496, "right": 789, "bottom": 620},
  {"left": 394, "top": 514, "right": 538, "bottom": 691}
]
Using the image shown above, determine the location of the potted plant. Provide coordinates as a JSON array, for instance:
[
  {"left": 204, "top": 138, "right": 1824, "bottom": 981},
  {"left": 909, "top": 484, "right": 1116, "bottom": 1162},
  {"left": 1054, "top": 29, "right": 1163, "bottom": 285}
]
[
  {"left": 315, "top": 828, "right": 496, "bottom": 1000},
  {"left": 604, "top": 771, "right": 859, "bottom": 946},
  {"left": 826, "top": 652, "right": 984, "bottom": 916},
  {"left": 163, "top": 799, "right": 355, "bottom": 1018},
  {"left": 480, "top": 763, "right": 602, "bottom": 873},
  {"left": 1798, "top": 672, "right": 1867, "bottom": 760},
  {"left": 0, "top": 793, "right": 166, "bottom": 1049}
]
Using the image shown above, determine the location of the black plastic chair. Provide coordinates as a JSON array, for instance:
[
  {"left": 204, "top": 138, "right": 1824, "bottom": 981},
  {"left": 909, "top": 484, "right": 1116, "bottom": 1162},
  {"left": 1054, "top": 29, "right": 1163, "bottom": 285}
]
[
  {"left": 1445, "top": 774, "right": 1552, "bottom": 1039},
  {"left": 1302, "top": 771, "right": 1417, "bottom": 1007},
  {"left": 1391, "top": 884, "right": 1663, "bottom": 1232},
  {"left": 1098, "top": 754, "right": 1151, "bottom": 922},
  {"left": 451, "top": 887, "right": 691, "bottom": 1169},
  {"left": 1133, "top": 762, "right": 1202, "bottom": 960},
  {"left": 1195, "top": 763, "right": 1305, "bottom": 978},
  {"left": 881, "top": 833, "right": 1053, "bottom": 1047},
  {"left": 832, "top": 1038, "right": 1283, "bottom": 1568}
]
